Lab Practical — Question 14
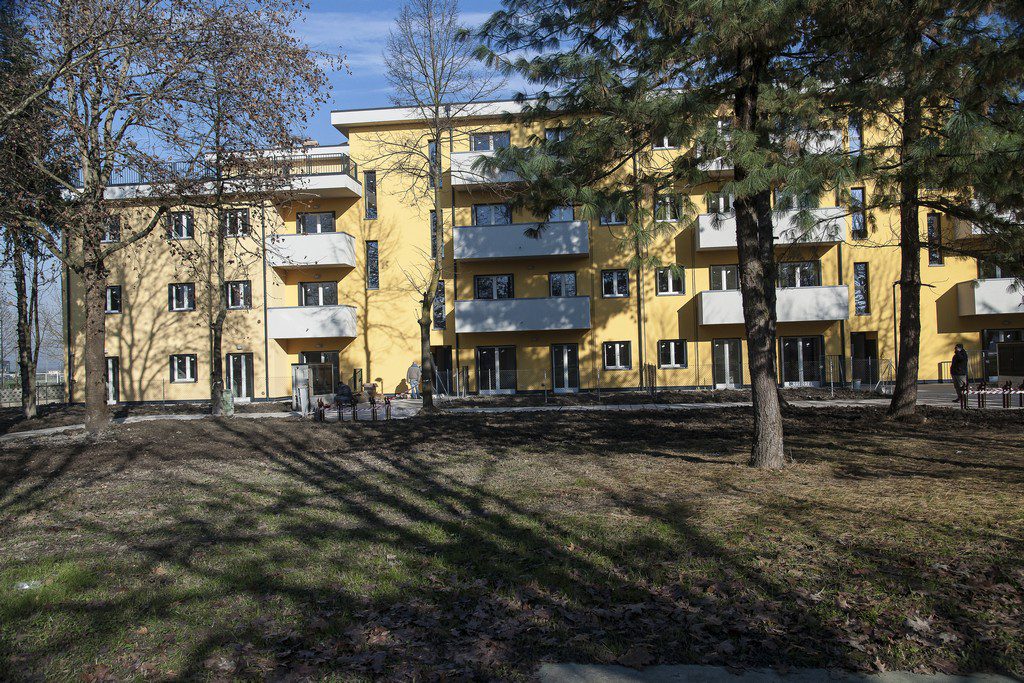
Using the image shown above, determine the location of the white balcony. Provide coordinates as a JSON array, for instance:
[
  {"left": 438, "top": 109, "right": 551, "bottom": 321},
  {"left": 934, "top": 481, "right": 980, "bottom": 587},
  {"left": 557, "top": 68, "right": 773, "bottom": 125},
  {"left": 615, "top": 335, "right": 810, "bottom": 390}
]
[
  {"left": 266, "top": 232, "right": 357, "bottom": 269},
  {"left": 455, "top": 297, "right": 591, "bottom": 333},
  {"left": 699, "top": 286, "right": 850, "bottom": 325},
  {"left": 696, "top": 208, "right": 845, "bottom": 250},
  {"left": 957, "top": 279, "right": 1024, "bottom": 316},
  {"left": 267, "top": 305, "right": 357, "bottom": 340},
  {"left": 454, "top": 221, "right": 589, "bottom": 261},
  {"left": 450, "top": 150, "right": 521, "bottom": 187}
]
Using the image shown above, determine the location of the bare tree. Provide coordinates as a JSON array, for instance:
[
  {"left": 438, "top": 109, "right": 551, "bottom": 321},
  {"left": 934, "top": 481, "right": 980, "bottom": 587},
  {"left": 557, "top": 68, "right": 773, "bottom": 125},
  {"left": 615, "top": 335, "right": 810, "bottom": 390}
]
[{"left": 376, "top": 0, "right": 503, "bottom": 411}]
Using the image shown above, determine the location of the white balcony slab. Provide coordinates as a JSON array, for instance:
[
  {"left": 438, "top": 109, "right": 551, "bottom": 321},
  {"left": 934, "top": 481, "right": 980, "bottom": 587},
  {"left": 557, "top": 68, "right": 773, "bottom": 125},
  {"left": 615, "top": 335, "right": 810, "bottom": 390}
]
[
  {"left": 699, "top": 286, "right": 850, "bottom": 325},
  {"left": 455, "top": 297, "right": 591, "bottom": 333},
  {"left": 696, "top": 208, "right": 845, "bottom": 250},
  {"left": 268, "top": 305, "right": 357, "bottom": 339},
  {"left": 450, "top": 150, "right": 521, "bottom": 187},
  {"left": 957, "top": 278, "right": 1024, "bottom": 316},
  {"left": 266, "top": 232, "right": 357, "bottom": 269},
  {"left": 454, "top": 221, "right": 589, "bottom": 261}
]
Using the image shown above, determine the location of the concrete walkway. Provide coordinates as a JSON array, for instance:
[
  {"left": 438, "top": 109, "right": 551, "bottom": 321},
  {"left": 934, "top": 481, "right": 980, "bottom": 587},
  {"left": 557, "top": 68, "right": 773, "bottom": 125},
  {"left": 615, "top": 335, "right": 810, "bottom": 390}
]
[{"left": 539, "top": 664, "right": 1019, "bottom": 683}]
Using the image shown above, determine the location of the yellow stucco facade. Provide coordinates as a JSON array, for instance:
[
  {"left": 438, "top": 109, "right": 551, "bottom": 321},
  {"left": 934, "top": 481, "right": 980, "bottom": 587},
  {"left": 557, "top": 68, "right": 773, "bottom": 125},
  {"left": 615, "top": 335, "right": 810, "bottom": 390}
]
[{"left": 64, "top": 104, "right": 1024, "bottom": 403}]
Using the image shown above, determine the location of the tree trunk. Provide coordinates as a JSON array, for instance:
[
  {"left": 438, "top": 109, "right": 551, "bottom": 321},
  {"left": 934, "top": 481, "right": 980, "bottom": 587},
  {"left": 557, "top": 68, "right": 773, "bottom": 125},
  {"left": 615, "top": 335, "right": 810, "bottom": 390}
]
[
  {"left": 888, "top": 95, "right": 923, "bottom": 418},
  {"left": 81, "top": 259, "right": 110, "bottom": 432},
  {"left": 210, "top": 227, "right": 226, "bottom": 416},
  {"left": 12, "top": 237, "right": 37, "bottom": 419},
  {"left": 418, "top": 309, "right": 436, "bottom": 411},
  {"left": 734, "top": 50, "right": 785, "bottom": 469}
]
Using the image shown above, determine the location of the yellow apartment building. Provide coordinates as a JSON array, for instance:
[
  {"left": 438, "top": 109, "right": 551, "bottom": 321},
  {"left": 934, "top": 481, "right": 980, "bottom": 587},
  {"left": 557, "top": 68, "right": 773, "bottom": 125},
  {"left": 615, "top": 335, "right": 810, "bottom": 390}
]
[{"left": 63, "top": 101, "right": 1024, "bottom": 403}]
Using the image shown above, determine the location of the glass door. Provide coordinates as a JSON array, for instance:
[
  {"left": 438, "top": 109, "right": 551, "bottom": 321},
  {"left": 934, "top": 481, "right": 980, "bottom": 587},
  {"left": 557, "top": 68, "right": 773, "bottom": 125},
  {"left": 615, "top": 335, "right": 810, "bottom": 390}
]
[
  {"left": 780, "top": 336, "right": 823, "bottom": 386},
  {"left": 477, "top": 346, "right": 516, "bottom": 394},
  {"left": 551, "top": 344, "right": 580, "bottom": 393},
  {"left": 105, "top": 356, "right": 119, "bottom": 405},
  {"left": 712, "top": 339, "right": 742, "bottom": 388},
  {"left": 226, "top": 353, "right": 254, "bottom": 401}
]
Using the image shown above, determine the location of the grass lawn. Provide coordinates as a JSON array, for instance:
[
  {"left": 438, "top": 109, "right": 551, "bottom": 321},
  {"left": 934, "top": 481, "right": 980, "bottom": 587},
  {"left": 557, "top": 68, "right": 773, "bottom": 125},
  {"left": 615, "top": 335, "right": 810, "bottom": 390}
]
[{"left": 1, "top": 407, "right": 1022, "bottom": 680}]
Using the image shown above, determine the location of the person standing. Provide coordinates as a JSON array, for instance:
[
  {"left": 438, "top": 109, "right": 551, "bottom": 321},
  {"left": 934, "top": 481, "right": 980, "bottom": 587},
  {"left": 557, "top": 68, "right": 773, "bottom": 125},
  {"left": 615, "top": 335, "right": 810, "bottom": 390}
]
[
  {"left": 406, "top": 361, "right": 422, "bottom": 399},
  {"left": 951, "top": 343, "right": 969, "bottom": 403}
]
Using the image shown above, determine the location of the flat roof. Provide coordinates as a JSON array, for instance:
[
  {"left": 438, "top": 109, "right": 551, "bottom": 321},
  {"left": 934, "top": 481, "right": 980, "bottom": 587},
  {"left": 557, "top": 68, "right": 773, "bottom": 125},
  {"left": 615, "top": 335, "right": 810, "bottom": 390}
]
[{"left": 331, "top": 98, "right": 534, "bottom": 135}]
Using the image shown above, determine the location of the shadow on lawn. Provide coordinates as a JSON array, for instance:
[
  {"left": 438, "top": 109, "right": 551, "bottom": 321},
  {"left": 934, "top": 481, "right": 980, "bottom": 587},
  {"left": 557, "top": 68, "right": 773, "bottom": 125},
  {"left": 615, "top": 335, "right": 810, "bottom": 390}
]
[{"left": 2, "top": 408, "right": 1022, "bottom": 679}]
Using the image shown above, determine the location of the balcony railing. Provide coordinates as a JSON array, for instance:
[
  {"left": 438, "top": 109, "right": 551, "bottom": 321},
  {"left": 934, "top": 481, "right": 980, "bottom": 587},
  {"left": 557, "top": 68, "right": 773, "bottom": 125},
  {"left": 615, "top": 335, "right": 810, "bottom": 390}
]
[
  {"left": 267, "top": 305, "right": 358, "bottom": 340},
  {"left": 696, "top": 208, "right": 845, "bottom": 250},
  {"left": 450, "top": 150, "right": 521, "bottom": 187},
  {"left": 699, "top": 286, "right": 850, "bottom": 325},
  {"left": 454, "top": 220, "right": 590, "bottom": 261},
  {"left": 957, "top": 278, "right": 1024, "bottom": 316},
  {"left": 266, "top": 232, "right": 357, "bottom": 269},
  {"left": 455, "top": 296, "right": 591, "bottom": 333}
]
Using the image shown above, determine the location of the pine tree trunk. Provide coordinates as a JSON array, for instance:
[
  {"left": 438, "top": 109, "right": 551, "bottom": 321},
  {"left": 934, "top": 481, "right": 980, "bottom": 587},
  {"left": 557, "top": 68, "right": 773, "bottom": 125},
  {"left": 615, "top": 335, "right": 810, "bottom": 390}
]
[
  {"left": 12, "top": 238, "right": 37, "bottom": 419},
  {"left": 888, "top": 94, "right": 923, "bottom": 418},
  {"left": 734, "top": 50, "right": 785, "bottom": 469},
  {"left": 81, "top": 260, "right": 110, "bottom": 432}
]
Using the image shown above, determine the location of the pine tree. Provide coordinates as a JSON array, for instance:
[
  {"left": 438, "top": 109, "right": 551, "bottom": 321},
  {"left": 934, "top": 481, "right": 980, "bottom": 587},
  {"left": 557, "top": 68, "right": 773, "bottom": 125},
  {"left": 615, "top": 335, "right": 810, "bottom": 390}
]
[{"left": 478, "top": 0, "right": 849, "bottom": 468}]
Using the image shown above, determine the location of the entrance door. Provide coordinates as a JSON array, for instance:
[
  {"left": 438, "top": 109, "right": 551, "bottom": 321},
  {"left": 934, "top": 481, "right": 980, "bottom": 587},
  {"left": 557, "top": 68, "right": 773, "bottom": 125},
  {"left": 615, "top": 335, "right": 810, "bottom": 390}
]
[
  {"left": 226, "top": 353, "right": 254, "bottom": 401},
  {"left": 851, "top": 333, "right": 878, "bottom": 384},
  {"left": 712, "top": 339, "right": 742, "bottom": 388},
  {"left": 432, "top": 345, "right": 453, "bottom": 395},
  {"left": 105, "top": 356, "right": 119, "bottom": 405},
  {"left": 780, "top": 336, "right": 823, "bottom": 386},
  {"left": 551, "top": 343, "right": 580, "bottom": 393},
  {"left": 477, "top": 346, "right": 516, "bottom": 394}
]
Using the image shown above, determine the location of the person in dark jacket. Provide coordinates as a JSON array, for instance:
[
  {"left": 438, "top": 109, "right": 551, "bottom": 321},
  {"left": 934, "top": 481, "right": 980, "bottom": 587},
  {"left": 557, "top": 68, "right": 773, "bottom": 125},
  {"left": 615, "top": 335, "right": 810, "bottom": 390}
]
[{"left": 951, "top": 343, "right": 969, "bottom": 402}]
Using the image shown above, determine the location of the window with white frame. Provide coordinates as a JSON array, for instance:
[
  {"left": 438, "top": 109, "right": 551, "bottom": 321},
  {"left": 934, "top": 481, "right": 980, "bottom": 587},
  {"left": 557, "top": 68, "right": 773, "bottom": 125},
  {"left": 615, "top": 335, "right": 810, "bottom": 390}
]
[
  {"left": 656, "top": 267, "right": 685, "bottom": 295},
  {"left": 979, "top": 261, "right": 1013, "bottom": 279},
  {"left": 602, "top": 269, "right": 629, "bottom": 298},
  {"left": 773, "top": 188, "right": 819, "bottom": 211},
  {"left": 706, "top": 192, "right": 733, "bottom": 214},
  {"left": 221, "top": 208, "right": 250, "bottom": 237},
  {"left": 101, "top": 218, "right": 121, "bottom": 243},
  {"left": 168, "top": 211, "right": 194, "bottom": 240},
  {"left": 105, "top": 285, "right": 122, "bottom": 314},
  {"left": 850, "top": 187, "right": 867, "bottom": 239},
  {"left": 600, "top": 210, "right": 627, "bottom": 225},
  {"left": 603, "top": 341, "right": 632, "bottom": 370},
  {"left": 364, "top": 171, "right": 378, "bottom": 219},
  {"left": 296, "top": 212, "right": 335, "bottom": 234},
  {"left": 654, "top": 193, "right": 680, "bottom": 222},
  {"left": 710, "top": 264, "right": 740, "bottom": 291},
  {"left": 927, "top": 213, "right": 943, "bottom": 265},
  {"left": 545, "top": 127, "right": 569, "bottom": 142},
  {"left": 653, "top": 130, "right": 682, "bottom": 149},
  {"left": 658, "top": 340, "right": 687, "bottom": 368},
  {"left": 474, "top": 274, "right": 514, "bottom": 300},
  {"left": 168, "top": 283, "right": 196, "bottom": 311},
  {"left": 778, "top": 261, "right": 822, "bottom": 288},
  {"left": 547, "top": 205, "right": 574, "bottom": 222},
  {"left": 471, "top": 131, "right": 510, "bottom": 151},
  {"left": 472, "top": 203, "right": 511, "bottom": 226},
  {"left": 549, "top": 271, "right": 577, "bottom": 297},
  {"left": 299, "top": 281, "right": 338, "bottom": 306},
  {"left": 226, "top": 280, "right": 251, "bottom": 309},
  {"left": 169, "top": 354, "right": 197, "bottom": 383},
  {"left": 848, "top": 114, "right": 863, "bottom": 156}
]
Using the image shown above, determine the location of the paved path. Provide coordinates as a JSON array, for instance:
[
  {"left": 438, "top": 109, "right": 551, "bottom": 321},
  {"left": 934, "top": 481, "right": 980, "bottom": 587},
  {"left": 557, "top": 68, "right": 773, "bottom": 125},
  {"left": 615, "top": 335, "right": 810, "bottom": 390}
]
[{"left": 539, "top": 664, "right": 1019, "bottom": 683}]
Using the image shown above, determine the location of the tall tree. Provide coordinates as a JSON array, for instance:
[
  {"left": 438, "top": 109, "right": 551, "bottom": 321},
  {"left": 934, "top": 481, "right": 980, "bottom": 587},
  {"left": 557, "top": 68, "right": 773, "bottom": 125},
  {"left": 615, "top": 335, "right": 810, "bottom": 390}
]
[
  {"left": 373, "top": 0, "right": 503, "bottom": 411},
  {"left": 479, "top": 0, "right": 845, "bottom": 467}
]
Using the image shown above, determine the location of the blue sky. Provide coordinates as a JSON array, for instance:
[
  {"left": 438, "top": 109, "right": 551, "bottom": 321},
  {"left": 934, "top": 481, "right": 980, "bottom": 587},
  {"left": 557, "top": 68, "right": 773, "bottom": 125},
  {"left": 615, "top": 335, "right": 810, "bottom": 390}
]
[{"left": 300, "top": 0, "right": 512, "bottom": 145}]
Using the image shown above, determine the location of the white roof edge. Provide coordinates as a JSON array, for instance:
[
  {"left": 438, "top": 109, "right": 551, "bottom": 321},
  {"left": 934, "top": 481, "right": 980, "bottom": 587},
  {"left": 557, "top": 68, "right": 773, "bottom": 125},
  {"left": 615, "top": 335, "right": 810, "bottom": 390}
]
[{"left": 331, "top": 98, "right": 536, "bottom": 134}]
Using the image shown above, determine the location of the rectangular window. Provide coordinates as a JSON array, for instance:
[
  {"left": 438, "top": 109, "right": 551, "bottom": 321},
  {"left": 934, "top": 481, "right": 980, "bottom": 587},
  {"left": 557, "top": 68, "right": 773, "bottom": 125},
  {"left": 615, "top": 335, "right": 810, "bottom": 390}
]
[
  {"left": 296, "top": 211, "right": 335, "bottom": 234},
  {"left": 471, "top": 131, "right": 510, "bottom": 151},
  {"left": 225, "top": 280, "right": 252, "bottom": 310},
  {"left": 850, "top": 187, "right": 867, "bottom": 239},
  {"left": 547, "top": 205, "right": 574, "bottom": 222},
  {"left": 549, "top": 271, "right": 577, "bottom": 297},
  {"left": 656, "top": 267, "right": 685, "bottom": 295},
  {"left": 653, "top": 131, "right": 681, "bottom": 149},
  {"left": 364, "top": 171, "right": 377, "bottom": 219},
  {"left": 474, "top": 274, "right": 514, "bottom": 300},
  {"left": 773, "top": 188, "right": 819, "bottom": 211},
  {"left": 168, "top": 283, "right": 196, "bottom": 311},
  {"left": 979, "top": 261, "right": 1008, "bottom": 279},
  {"left": 433, "top": 279, "right": 446, "bottom": 329},
  {"left": 105, "top": 285, "right": 122, "bottom": 314},
  {"left": 472, "top": 203, "right": 511, "bottom": 226},
  {"left": 428, "top": 139, "right": 441, "bottom": 188},
  {"left": 221, "top": 208, "right": 250, "bottom": 237},
  {"left": 778, "top": 261, "right": 822, "bottom": 288},
  {"left": 848, "top": 114, "right": 863, "bottom": 156},
  {"left": 603, "top": 341, "right": 632, "bottom": 370},
  {"left": 706, "top": 192, "right": 733, "bottom": 214},
  {"left": 430, "top": 210, "right": 440, "bottom": 259},
  {"left": 658, "top": 340, "right": 687, "bottom": 368},
  {"left": 168, "top": 210, "right": 194, "bottom": 240},
  {"left": 366, "top": 240, "right": 379, "bottom": 289},
  {"left": 169, "top": 354, "right": 197, "bottom": 383},
  {"left": 545, "top": 127, "right": 569, "bottom": 142},
  {"left": 927, "top": 213, "right": 943, "bottom": 265},
  {"left": 654, "top": 193, "right": 680, "bottom": 222},
  {"left": 853, "top": 262, "right": 870, "bottom": 315},
  {"left": 602, "top": 269, "right": 629, "bottom": 298},
  {"left": 102, "top": 218, "right": 121, "bottom": 243},
  {"left": 710, "top": 265, "right": 740, "bottom": 291},
  {"left": 600, "top": 210, "right": 627, "bottom": 225},
  {"left": 299, "top": 281, "right": 338, "bottom": 306}
]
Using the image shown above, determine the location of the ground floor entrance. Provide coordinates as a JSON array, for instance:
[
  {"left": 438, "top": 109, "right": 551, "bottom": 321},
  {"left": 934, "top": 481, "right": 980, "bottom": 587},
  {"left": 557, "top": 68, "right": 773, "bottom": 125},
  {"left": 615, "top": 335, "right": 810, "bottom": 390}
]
[
  {"left": 779, "top": 336, "right": 824, "bottom": 386},
  {"left": 226, "top": 353, "right": 254, "bottom": 401},
  {"left": 551, "top": 343, "right": 580, "bottom": 393},
  {"left": 850, "top": 332, "right": 879, "bottom": 385},
  {"left": 477, "top": 346, "right": 516, "bottom": 394},
  {"left": 432, "top": 345, "right": 454, "bottom": 395},
  {"left": 712, "top": 339, "right": 742, "bottom": 388}
]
